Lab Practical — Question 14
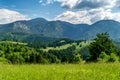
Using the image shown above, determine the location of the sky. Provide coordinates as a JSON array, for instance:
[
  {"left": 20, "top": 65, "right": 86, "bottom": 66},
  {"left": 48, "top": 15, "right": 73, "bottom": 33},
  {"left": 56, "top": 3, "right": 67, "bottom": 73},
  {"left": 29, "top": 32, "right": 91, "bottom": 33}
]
[{"left": 0, "top": 0, "right": 120, "bottom": 24}]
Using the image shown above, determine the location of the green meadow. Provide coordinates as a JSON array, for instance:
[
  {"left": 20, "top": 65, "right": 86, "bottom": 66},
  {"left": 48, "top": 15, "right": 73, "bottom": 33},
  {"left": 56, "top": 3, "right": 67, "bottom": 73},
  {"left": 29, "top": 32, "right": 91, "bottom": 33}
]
[{"left": 0, "top": 63, "right": 120, "bottom": 80}]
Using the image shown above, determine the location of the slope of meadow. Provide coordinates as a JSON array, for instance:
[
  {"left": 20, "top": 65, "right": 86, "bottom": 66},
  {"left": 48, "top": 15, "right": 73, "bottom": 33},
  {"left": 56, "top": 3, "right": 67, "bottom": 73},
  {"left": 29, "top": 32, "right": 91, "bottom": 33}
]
[{"left": 41, "top": 41, "right": 90, "bottom": 52}]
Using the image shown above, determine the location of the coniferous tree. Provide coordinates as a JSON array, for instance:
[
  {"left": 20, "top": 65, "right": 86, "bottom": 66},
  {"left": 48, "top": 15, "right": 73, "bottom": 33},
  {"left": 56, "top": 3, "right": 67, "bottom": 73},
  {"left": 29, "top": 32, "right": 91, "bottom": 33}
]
[{"left": 89, "top": 33, "right": 115, "bottom": 61}]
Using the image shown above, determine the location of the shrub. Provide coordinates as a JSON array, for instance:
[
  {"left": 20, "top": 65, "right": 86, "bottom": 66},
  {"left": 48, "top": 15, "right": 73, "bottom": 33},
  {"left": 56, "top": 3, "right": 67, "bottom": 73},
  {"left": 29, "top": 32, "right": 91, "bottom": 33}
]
[
  {"left": 108, "top": 53, "right": 119, "bottom": 62},
  {"left": 97, "top": 52, "right": 109, "bottom": 62},
  {"left": 0, "top": 57, "right": 9, "bottom": 64},
  {"left": 71, "top": 53, "right": 82, "bottom": 63}
]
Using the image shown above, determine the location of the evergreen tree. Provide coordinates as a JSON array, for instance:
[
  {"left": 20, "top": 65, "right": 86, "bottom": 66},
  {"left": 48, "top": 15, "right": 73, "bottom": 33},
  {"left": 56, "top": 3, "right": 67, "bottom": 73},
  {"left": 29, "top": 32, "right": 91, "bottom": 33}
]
[{"left": 89, "top": 33, "right": 115, "bottom": 61}]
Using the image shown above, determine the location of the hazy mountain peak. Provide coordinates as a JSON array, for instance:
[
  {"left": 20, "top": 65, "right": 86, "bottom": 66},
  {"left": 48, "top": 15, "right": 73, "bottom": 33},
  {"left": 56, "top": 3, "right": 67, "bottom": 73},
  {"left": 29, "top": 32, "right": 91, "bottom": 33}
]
[
  {"left": 92, "top": 20, "right": 120, "bottom": 25},
  {"left": 29, "top": 18, "right": 48, "bottom": 22}
]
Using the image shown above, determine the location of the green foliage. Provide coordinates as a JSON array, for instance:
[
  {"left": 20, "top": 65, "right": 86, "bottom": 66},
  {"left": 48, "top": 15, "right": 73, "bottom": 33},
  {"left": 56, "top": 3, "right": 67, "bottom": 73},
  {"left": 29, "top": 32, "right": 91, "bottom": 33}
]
[
  {"left": 97, "top": 52, "right": 110, "bottom": 62},
  {"left": 0, "top": 32, "right": 57, "bottom": 43},
  {"left": 36, "top": 54, "right": 48, "bottom": 64},
  {"left": 6, "top": 53, "right": 25, "bottom": 64},
  {"left": 89, "top": 33, "right": 115, "bottom": 61},
  {"left": 48, "top": 45, "right": 76, "bottom": 63},
  {"left": 71, "top": 53, "right": 82, "bottom": 63},
  {"left": 0, "top": 40, "right": 84, "bottom": 64},
  {"left": 0, "top": 35, "right": 119, "bottom": 64},
  {"left": 0, "top": 57, "right": 9, "bottom": 63},
  {"left": 97, "top": 52, "right": 119, "bottom": 63},
  {"left": 108, "top": 53, "right": 119, "bottom": 62}
]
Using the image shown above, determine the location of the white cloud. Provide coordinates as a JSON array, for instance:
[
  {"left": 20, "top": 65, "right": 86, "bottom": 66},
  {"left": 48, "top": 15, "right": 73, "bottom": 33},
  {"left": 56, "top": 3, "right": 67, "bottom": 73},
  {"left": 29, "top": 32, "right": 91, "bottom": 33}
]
[
  {"left": 55, "top": 11, "right": 92, "bottom": 24},
  {"left": 39, "top": 0, "right": 79, "bottom": 8},
  {"left": 39, "top": 0, "right": 118, "bottom": 9},
  {"left": 55, "top": 0, "right": 78, "bottom": 9},
  {"left": 55, "top": 9, "right": 120, "bottom": 24},
  {"left": 39, "top": 0, "right": 54, "bottom": 5},
  {"left": 39, "top": 0, "right": 43, "bottom": 3},
  {"left": 75, "top": 0, "right": 117, "bottom": 9},
  {"left": 39, "top": 0, "right": 120, "bottom": 24},
  {"left": 0, "top": 9, "right": 29, "bottom": 24},
  {"left": 89, "top": 8, "right": 120, "bottom": 23}
]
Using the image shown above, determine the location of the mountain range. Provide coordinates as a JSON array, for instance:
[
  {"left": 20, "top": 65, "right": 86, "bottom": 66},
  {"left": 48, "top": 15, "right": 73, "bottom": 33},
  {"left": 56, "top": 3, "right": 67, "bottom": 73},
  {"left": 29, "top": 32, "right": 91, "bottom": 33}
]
[{"left": 0, "top": 18, "right": 120, "bottom": 41}]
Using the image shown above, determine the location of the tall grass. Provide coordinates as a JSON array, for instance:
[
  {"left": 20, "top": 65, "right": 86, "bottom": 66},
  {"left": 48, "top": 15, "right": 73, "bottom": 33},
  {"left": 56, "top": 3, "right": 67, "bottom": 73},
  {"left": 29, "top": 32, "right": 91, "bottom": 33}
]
[{"left": 0, "top": 63, "right": 120, "bottom": 80}]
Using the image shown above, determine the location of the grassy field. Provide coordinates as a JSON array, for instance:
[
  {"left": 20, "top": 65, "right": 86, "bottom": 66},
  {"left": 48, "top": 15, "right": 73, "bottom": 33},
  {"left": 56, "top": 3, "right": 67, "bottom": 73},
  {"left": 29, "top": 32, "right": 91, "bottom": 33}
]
[{"left": 0, "top": 63, "right": 120, "bottom": 80}]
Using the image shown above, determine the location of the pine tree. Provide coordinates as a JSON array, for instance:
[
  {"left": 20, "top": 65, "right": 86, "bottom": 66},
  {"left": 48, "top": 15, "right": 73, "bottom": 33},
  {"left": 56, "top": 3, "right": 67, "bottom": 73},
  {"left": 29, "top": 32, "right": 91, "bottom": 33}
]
[{"left": 89, "top": 33, "right": 115, "bottom": 61}]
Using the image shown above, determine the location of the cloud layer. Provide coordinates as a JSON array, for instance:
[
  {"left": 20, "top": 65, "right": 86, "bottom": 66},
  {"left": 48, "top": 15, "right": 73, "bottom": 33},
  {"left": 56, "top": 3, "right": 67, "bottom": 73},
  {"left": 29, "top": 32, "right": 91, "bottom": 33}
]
[
  {"left": 75, "top": 0, "right": 117, "bottom": 9},
  {"left": 39, "top": 0, "right": 117, "bottom": 9},
  {"left": 0, "top": 9, "right": 29, "bottom": 24},
  {"left": 55, "top": 9, "right": 120, "bottom": 24},
  {"left": 55, "top": 11, "right": 91, "bottom": 24},
  {"left": 40, "top": 0, "right": 120, "bottom": 24}
]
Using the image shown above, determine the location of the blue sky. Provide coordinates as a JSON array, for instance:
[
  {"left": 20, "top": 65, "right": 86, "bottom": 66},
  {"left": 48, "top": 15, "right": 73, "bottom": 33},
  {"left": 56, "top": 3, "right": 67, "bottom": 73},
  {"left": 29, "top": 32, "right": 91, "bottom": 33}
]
[
  {"left": 0, "top": 0, "right": 65, "bottom": 19},
  {"left": 0, "top": 0, "right": 120, "bottom": 24}
]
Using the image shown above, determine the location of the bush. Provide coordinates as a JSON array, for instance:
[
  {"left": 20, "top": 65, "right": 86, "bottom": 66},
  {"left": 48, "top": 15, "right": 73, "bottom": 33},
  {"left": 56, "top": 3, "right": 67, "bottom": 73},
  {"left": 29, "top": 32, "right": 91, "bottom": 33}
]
[
  {"left": 0, "top": 57, "right": 9, "bottom": 63},
  {"left": 108, "top": 53, "right": 119, "bottom": 62},
  {"left": 97, "top": 52, "right": 109, "bottom": 62},
  {"left": 71, "top": 53, "right": 82, "bottom": 63}
]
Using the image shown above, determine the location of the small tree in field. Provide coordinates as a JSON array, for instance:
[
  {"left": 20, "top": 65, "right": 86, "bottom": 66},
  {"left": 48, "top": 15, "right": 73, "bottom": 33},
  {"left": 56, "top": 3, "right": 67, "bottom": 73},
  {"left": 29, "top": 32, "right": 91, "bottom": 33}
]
[{"left": 89, "top": 33, "right": 115, "bottom": 61}]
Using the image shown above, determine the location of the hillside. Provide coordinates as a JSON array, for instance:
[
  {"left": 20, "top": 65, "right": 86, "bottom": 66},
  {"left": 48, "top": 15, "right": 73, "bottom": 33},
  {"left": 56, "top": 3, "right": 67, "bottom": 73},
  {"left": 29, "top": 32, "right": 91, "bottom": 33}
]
[
  {"left": 0, "top": 32, "right": 58, "bottom": 42},
  {"left": 85, "top": 20, "right": 120, "bottom": 39}
]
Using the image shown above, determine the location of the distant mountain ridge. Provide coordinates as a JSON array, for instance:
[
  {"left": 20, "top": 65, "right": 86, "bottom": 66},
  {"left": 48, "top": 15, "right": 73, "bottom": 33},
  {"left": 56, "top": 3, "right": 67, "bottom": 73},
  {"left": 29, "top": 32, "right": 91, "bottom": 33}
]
[{"left": 0, "top": 18, "right": 120, "bottom": 41}]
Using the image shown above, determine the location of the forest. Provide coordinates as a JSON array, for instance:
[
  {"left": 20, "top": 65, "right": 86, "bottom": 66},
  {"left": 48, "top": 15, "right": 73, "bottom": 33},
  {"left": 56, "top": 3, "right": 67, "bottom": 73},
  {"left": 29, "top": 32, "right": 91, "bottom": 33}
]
[{"left": 0, "top": 33, "right": 119, "bottom": 64}]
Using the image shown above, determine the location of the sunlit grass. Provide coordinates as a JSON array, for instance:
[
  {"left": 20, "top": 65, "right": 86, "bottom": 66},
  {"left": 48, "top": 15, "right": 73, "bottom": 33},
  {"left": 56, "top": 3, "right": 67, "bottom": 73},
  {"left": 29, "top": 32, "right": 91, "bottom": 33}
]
[
  {"left": 41, "top": 41, "right": 90, "bottom": 52},
  {"left": 0, "top": 63, "right": 120, "bottom": 80},
  {"left": 41, "top": 43, "right": 76, "bottom": 52}
]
